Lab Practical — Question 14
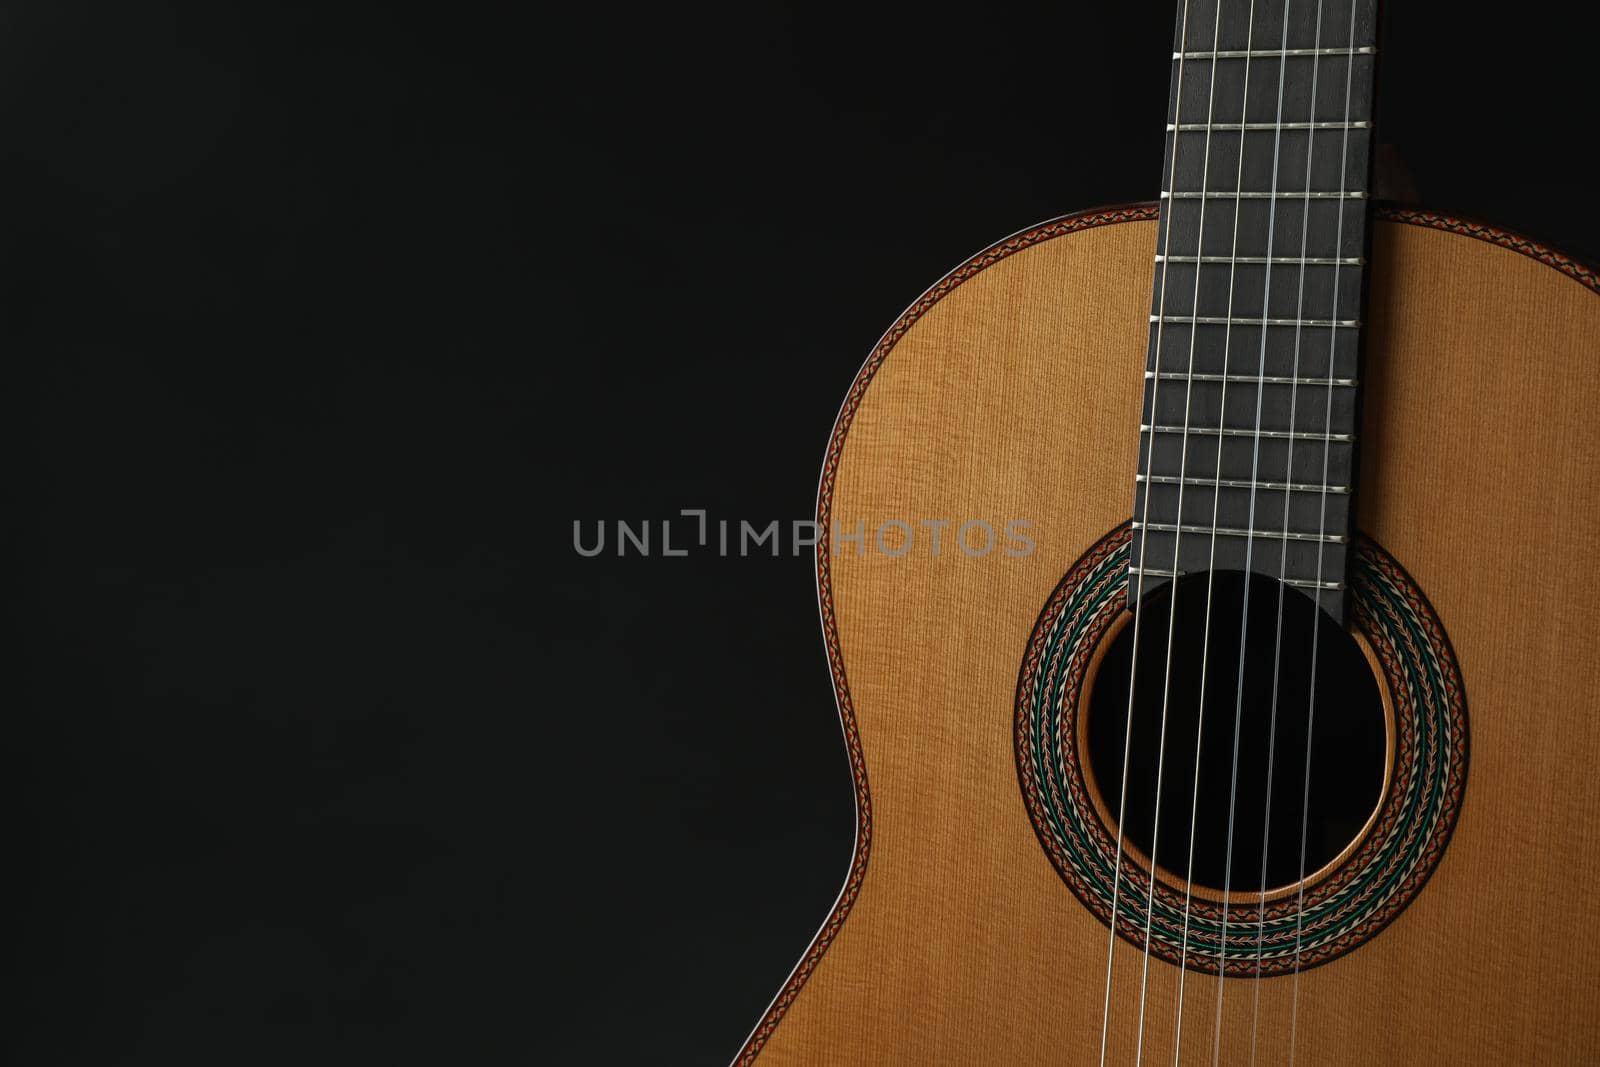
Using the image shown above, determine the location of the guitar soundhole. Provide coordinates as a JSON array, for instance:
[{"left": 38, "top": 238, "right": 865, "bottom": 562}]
[{"left": 1084, "top": 570, "right": 1387, "bottom": 896}]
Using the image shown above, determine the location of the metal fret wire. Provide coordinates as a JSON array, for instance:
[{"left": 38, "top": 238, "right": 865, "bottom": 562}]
[
  {"left": 1099, "top": 0, "right": 1197, "bottom": 1059},
  {"left": 1133, "top": 0, "right": 1233, "bottom": 1055},
  {"left": 1212, "top": 0, "right": 1300, "bottom": 1061},
  {"left": 1171, "top": 0, "right": 1262, "bottom": 1058},
  {"left": 1287, "top": 0, "right": 1364, "bottom": 1059},
  {"left": 1251, "top": 1, "right": 1333, "bottom": 1060}
]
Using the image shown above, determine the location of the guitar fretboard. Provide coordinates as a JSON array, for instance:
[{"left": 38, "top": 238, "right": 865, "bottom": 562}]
[{"left": 1129, "top": 0, "right": 1380, "bottom": 624}]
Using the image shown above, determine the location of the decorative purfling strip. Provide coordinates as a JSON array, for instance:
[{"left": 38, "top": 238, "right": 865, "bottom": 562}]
[{"left": 1377, "top": 205, "right": 1600, "bottom": 293}]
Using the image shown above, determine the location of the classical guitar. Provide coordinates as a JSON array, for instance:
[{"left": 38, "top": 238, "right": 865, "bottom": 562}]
[{"left": 736, "top": 0, "right": 1600, "bottom": 1063}]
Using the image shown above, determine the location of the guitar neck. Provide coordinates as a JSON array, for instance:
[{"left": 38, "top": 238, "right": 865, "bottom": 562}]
[{"left": 1130, "top": 0, "right": 1382, "bottom": 624}]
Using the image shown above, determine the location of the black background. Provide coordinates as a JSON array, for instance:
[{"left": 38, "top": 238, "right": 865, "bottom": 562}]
[{"left": 13, "top": 2, "right": 1599, "bottom": 1063}]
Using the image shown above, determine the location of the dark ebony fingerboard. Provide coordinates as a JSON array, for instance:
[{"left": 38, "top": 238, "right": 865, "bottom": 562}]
[{"left": 1128, "top": 0, "right": 1380, "bottom": 625}]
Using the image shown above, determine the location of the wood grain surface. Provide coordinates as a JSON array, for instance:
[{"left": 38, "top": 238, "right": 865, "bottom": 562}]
[{"left": 743, "top": 212, "right": 1600, "bottom": 1064}]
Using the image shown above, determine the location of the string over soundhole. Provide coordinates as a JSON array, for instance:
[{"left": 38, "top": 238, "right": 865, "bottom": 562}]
[{"left": 1088, "top": 571, "right": 1385, "bottom": 895}]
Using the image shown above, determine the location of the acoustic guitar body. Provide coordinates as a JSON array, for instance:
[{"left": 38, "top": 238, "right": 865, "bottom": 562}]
[{"left": 737, "top": 209, "right": 1600, "bottom": 1065}]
